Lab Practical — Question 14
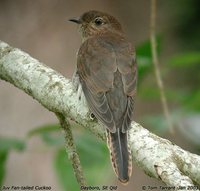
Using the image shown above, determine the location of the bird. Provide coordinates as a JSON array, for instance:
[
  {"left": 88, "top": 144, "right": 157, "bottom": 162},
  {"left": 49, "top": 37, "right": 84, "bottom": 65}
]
[{"left": 69, "top": 10, "right": 137, "bottom": 184}]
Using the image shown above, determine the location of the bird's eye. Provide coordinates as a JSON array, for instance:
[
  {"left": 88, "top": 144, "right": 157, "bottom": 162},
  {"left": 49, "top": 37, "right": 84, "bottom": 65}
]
[{"left": 94, "top": 17, "right": 104, "bottom": 26}]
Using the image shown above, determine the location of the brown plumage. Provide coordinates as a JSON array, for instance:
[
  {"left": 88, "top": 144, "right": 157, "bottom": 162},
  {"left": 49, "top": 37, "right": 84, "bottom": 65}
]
[{"left": 69, "top": 10, "right": 137, "bottom": 184}]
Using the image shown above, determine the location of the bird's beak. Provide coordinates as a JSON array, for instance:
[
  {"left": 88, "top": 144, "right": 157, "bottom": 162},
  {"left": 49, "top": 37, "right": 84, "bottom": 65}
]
[{"left": 68, "top": 17, "right": 81, "bottom": 24}]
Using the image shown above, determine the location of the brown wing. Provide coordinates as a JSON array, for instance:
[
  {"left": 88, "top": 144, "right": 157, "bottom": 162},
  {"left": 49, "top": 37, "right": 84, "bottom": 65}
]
[
  {"left": 116, "top": 42, "right": 137, "bottom": 97},
  {"left": 77, "top": 36, "right": 117, "bottom": 133},
  {"left": 77, "top": 35, "right": 137, "bottom": 133},
  {"left": 116, "top": 42, "right": 137, "bottom": 132}
]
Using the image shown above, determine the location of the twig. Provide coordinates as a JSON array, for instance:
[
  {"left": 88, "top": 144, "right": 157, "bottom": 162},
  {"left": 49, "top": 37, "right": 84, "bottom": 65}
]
[
  {"left": 56, "top": 113, "right": 87, "bottom": 187},
  {"left": 150, "top": 0, "right": 174, "bottom": 133}
]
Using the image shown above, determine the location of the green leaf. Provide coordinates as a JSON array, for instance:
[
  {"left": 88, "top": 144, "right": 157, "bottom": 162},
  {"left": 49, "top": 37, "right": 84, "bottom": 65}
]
[
  {"left": 0, "top": 137, "right": 26, "bottom": 152},
  {"left": 27, "top": 124, "right": 64, "bottom": 146},
  {"left": 54, "top": 131, "right": 112, "bottom": 191},
  {"left": 137, "top": 35, "right": 161, "bottom": 57},
  {"left": 163, "top": 88, "right": 200, "bottom": 112},
  {"left": 0, "top": 137, "right": 26, "bottom": 187},
  {"left": 136, "top": 36, "right": 161, "bottom": 82},
  {"left": 136, "top": 41, "right": 152, "bottom": 81},
  {"left": 75, "top": 133, "right": 112, "bottom": 184},
  {"left": 54, "top": 148, "right": 79, "bottom": 191},
  {"left": 27, "top": 124, "right": 60, "bottom": 137},
  {"left": 41, "top": 133, "right": 65, "bottom": 146},
  {"left": 138, "top": 86, "right": 192, "bottom": 104},
  {"left": 75, "top": 132, "right": 106, "bottom": 161},
  {"left": 137, "top": 41, "right": 151, "bottom": 58},
  {"left": 184, "top": 90, "right": 200, "bottom": 111},
  {"left": 168, "top": 52, "right": 200, "bottom": 67},
  {"left": 137, "top": 57, "right": 152, "bottom": 82},
  {"left": 0, "top": 151, "right": 8, "bottom": 187},
  {"left": 138, "top": 86, "right": 160, "bottom": 99}
]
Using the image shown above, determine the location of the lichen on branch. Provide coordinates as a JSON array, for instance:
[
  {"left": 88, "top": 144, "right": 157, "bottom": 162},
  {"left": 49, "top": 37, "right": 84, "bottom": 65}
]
[{"left": 0, "top": 41, "right": 200, "bottom": 189}]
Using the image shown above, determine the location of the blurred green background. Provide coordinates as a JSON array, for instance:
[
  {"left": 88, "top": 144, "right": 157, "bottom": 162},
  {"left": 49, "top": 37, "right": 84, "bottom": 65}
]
[{"left": 0, "top": 0, "right": 200, "bottom": 190}]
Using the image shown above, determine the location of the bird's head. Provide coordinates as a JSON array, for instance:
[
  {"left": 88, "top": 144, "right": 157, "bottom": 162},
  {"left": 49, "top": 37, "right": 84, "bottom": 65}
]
[{"left": 69, "top": 10, "right": 124, "bottom": 40}]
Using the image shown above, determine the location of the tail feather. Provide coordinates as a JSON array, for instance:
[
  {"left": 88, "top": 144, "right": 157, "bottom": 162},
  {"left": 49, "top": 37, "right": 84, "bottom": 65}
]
[{"left": 106, "top": 129, "right": 132, "bottom": 184}]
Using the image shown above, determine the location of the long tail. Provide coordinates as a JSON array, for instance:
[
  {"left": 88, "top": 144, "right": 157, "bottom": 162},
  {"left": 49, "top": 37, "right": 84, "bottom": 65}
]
[{"left": 106, "top": 129, "right": 132, "bottom": 184}]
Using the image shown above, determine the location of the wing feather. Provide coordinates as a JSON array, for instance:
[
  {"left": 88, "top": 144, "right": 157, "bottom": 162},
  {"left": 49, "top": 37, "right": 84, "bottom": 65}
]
[
  {"left": 77, "top": 37, "right": 117, "bottom": 132},
  {"left": 81, "top": 81, "right": 116, "bottom": 132},
  {"left": 77, "top": 35, "right": 137, "bottom": 133}
]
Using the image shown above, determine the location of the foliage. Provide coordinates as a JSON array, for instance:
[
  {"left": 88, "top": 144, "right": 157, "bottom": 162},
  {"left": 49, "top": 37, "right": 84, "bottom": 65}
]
[
  {"left": 54, "top": 131, "right": 111, "bottom": 191},
  {"left": 136, "top": 36, "right": 161, "bottom": 82},
  {"left": 0, "top": 137, "right": 26, "bottom": 187}
]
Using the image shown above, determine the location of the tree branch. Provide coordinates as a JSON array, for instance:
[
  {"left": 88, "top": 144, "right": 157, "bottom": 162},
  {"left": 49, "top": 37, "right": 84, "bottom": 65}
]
[
  {"left": 150, "top": 0, "right": 174, "bottom": 133},
  {"left": 0, "top": 41, "right": 200, "bottom": 189},
  {"left": 56, "top": 113, "right": 87, "bottom": 187}
]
